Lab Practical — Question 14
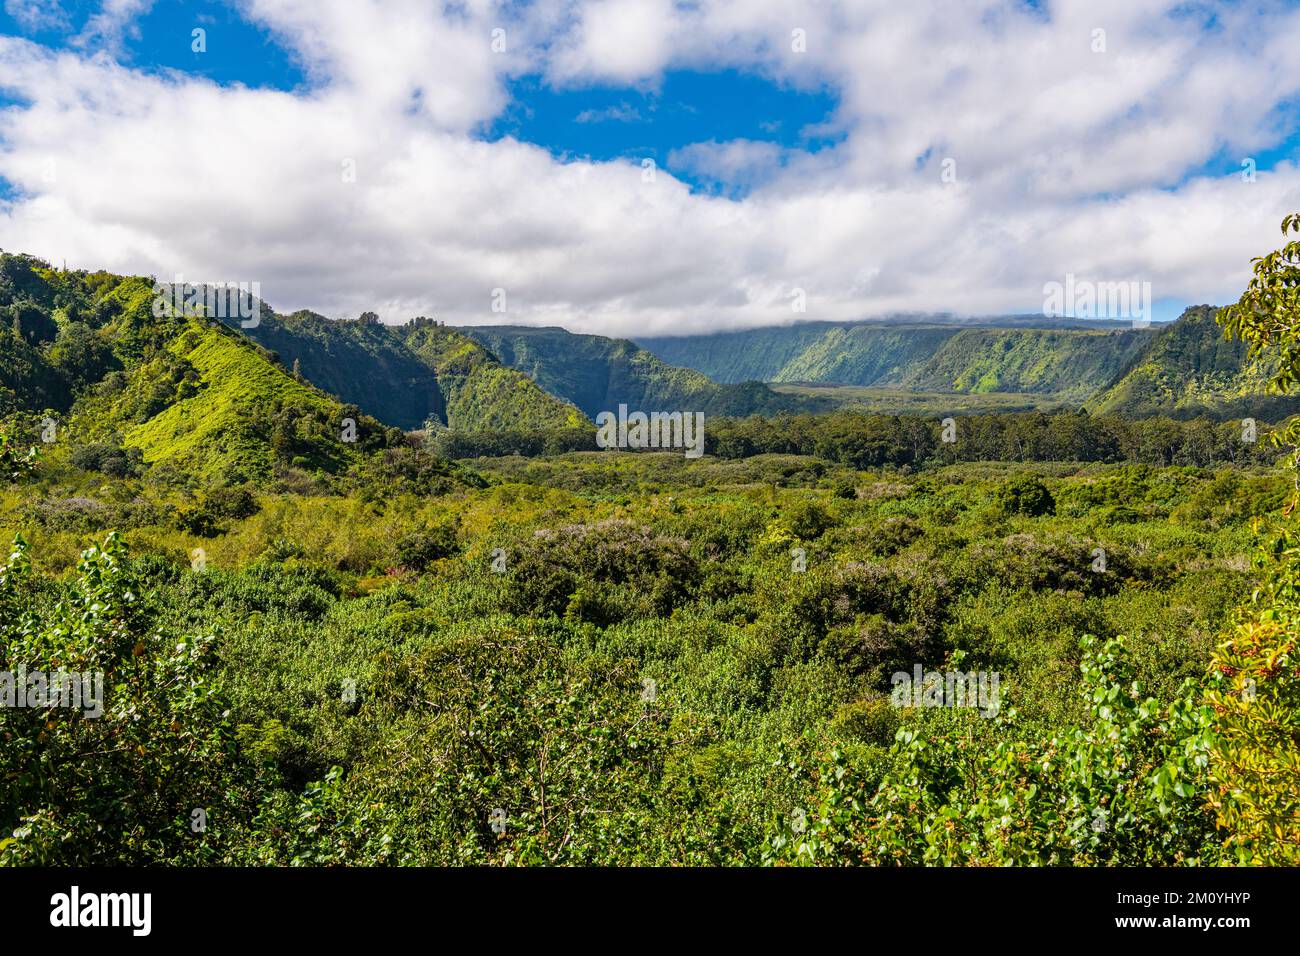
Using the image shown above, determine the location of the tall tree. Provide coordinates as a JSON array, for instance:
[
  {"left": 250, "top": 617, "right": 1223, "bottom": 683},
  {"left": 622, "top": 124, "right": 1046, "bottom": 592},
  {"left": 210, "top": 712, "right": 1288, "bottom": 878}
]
[{"left": 1208, "top": 213, "right": 1300, "bottom": 863}]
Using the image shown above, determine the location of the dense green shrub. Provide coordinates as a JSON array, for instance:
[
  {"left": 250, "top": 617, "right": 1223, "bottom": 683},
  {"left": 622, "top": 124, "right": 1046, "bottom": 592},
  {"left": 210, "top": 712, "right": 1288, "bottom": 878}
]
[
  {"left": 394, "top": 522, "right": 460, "bottom": 571},
  {"left": 68, "top": 441, "right": 143, "bottom": 478},
  {"left": 766, "top": 638, "right": 1220, "bottom": 865},
  {"left": 0, "top": 418, "right": 1286, "bottom": 866},
  {"left": 993, "top": 474, "right": 1055, "bottom": 517},
  {"left": 502, "top": 520, "right": 700, "bottom": 624},
  {"left": 0, "top": 534, "right": 247, "bottom": 865}
]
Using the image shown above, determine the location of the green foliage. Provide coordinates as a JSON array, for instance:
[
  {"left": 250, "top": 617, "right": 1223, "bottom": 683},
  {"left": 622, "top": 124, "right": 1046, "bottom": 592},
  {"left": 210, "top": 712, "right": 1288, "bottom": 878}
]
[
  {"left": 0, "top": 534, "right": 245, "bottom": 864},
  {"left": 1218, "top": 213, "right": 1300, "bottom": 397},
  {"left": 464, "top": 325, "right": 816, "bottom": 419},
  {"left": 393, "top": 521, "right": 459, "bottom": 571},
  {"left": 68, "top": 441, "right": 143, "bottom": 478},
  {"left": 784, "top": 498, "right": 836, "bottom": 539},
  {"left": 698, "top": 409, "right": 1278, "bottom": 470},
  {"left": 0, "top": 433, "right": 38, "bottom": 483},
  {"left": 765, "top": 637, "right": 1219, "bottom": 865},
  {"left": 328, "top": 628, "right": 695, "bottom": 865},
  {"left": 993, "top": 474, "right": 1055, "bottom": 517},
  {"left": 830, "top": 477, "right": 857, "bottom": 500},
  {"left": 1205, "top": 572, "right": 1300, "bottom": 863},
  {"left": 1201, "top": 212, "right": 1300, "bottom": 863},
  {"left": 48, "top": 321, "right": 120, "bottom": 389},
  {"left": 0, "top": 445, "right": 1279, "bottom": 866},
  {"left": 502, "top": 519, "right": 699, "bottom": 624}
]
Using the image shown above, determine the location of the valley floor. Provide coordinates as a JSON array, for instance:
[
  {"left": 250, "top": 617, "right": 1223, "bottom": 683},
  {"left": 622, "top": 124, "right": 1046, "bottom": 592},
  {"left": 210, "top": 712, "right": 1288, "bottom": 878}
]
[
  {"left": 769, "top": 383, "right": 1070, "bottom": 416},
  {"left": 2, "top": 447, "right": 1291, "bottom": 865}
]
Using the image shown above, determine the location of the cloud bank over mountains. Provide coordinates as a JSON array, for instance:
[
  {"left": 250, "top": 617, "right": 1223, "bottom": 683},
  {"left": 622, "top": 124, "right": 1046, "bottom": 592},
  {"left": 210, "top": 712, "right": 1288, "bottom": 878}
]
[{"left": 2, "top": 0, "right": 1300, "bottom": 335}]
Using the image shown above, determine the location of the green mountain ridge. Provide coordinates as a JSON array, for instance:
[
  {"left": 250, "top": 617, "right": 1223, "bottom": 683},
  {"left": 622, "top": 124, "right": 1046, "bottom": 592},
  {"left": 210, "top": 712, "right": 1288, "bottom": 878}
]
[
  {"left": 1088, "top": 304, "right": 1300, "bottom": 420},
  {"left": 458, "top": 325, "right": 817, "bottom": 418},
  {"left": 7, "top": 248, "right": 1299, "bottom": 458},
  {"left": 231, "top": 310, "right": 588, "bottom": 432},
  {"left": 0, "top": 254, "right": 405, "bottom": 483},
  {"left": 637, "top": 320, "right": 1159, "bottom": 398},
  {"left": 1, "top": 252, "right": 807, "bottom": 458},
  {"left": 639, "top": 308, "right": 1300, "bottom": 420}
]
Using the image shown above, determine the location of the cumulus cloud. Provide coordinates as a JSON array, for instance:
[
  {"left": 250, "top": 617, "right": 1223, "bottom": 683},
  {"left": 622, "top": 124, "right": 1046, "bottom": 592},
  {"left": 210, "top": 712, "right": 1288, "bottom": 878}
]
[
  {"left": 668, "top": 139, "right": 787, "bottom": 191},
  {"left": 1, "top": 0, "right": 1300, "bottom": 336},
  {"left": 548, "top": 0, "right": 679, "bottom": 86}
]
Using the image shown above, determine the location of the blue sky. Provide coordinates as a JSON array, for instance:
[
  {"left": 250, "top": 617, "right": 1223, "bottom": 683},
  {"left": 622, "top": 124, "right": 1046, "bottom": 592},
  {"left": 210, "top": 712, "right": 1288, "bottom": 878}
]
[
  {"left": 484, "top": 70, "right": 843, "bottom": 194},
  {"left": 2, "top": 1, "right": 1299, "bottom": 334},
  {"left": 0, "top": 0, "right": 305, "bottom": 87},
  {"left": 0, "top": 2, "right": 845, "bottom": 195},
  {"left": 6, "top": 1, "right": 1289, "bottom": 199}
]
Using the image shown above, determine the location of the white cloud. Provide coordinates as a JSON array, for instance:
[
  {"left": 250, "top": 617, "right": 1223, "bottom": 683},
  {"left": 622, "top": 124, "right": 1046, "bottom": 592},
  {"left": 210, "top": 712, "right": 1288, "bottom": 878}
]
[
  {"left": 548, "top": 0, "right": 678, "bottom": 86},
  {"left": 667, "top": 139, "right": 785, "bottom": 189},
  {"left": 2, "top": 0, "right": 1300, "bottom": 336},
  {"left": 74, "top": 0, "right": 155, "bottom": 54},
  {"left": 575, "top": 101, "right": 641, "bottom": 123},
  {"left": 4, "top": 0, "right": 68, "bottom": 32}
]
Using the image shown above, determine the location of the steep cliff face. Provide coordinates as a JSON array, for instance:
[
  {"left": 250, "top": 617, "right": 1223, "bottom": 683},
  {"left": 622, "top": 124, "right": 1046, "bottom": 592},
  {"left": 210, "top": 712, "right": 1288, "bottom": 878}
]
[
  {"left": 636, "top": 318, "right": 1156, "bottom": 400},
  {"left": 460, "top": 325, "right": 817, "bottom": 417},
  {"left": 1089, "top": 305, "right": 1300, "bottom": 420}
]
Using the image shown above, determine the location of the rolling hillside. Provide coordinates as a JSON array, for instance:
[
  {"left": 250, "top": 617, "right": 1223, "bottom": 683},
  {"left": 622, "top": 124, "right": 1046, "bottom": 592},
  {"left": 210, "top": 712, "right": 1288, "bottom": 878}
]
[
  {"left": 105, "top": 320, "right": 366, "bottom": 482},
  {"left": 0, "top": 256, "right": 403, "bottom": 483}
]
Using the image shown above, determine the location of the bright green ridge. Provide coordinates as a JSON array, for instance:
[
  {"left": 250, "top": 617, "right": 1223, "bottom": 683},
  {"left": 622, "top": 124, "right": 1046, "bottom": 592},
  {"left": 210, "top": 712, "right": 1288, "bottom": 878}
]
[
  {"left": 637, "top": 320, "right": 1156, "bottom": 398},
  {"left": 121, "top": 323, "right": 349, "bottom": 481},
  {"left": 0, "top": 253, "right": 405, "bottom": 484},
  {"left": 233, "top": 312, "right": 588, "bottom": 432},
  {"left": 1090, "top": 305, "right": 1300, "bottom": 419}
]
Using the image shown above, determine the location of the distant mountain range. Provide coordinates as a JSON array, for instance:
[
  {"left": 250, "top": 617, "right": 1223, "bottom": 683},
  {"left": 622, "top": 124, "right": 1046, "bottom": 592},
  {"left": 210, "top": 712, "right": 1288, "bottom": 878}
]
[
  {"left": 1088, "top": 305, "right": 1299, "bottom": 420},
  {"left": 459, "top": 325, "right": 816, "bottom": 419},
  {"left": 231, "top": 310, "right": 591, "bottom": 432},
  {"left": 3, "top": 250, "right": 1298, "bottom": 484},
  {"left": 636, "top": 319, "right": 1157, "bottom": 402},
  {"left": 637, "top": 309, "right": 1300, "bottom": 419}
]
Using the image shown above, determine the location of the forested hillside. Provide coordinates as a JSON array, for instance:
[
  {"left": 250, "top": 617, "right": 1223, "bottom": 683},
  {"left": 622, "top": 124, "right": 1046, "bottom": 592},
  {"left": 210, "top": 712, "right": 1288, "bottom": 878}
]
[
  {"left": 909, "top": 328, "right": 1151, "bottom": 400},
  {"left": 642, "top": 308, "right": 1300, "bottom": 422},
  {"left": 637, "top": 319, "right": 1155, "bottom": 394},
  {"left": 232, "top": 310, "right": 447, "bottom": 430},
  {"left": 1089, "top": 305, "right": 1300, "bottom": 420},
  {"left": 639, "top": 320, "right": 957, "bottom": 384},
  {"left": 462, "top": 325, "right": 816, "bottom": 418},
  {"left": 0, "top": 254, "right": 408, "bottom": 484},
  {"left": 229, "top": 311, "right": 588, "bottom": 432}
]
